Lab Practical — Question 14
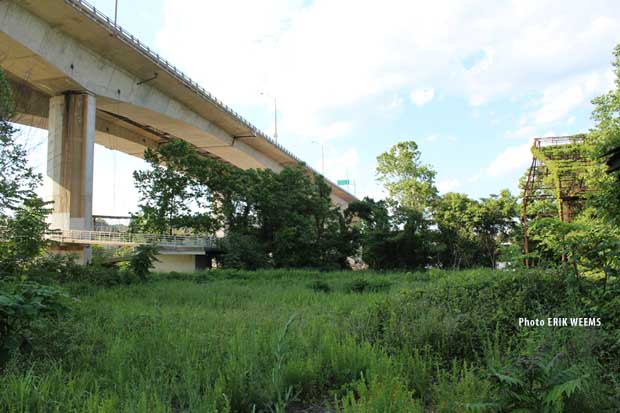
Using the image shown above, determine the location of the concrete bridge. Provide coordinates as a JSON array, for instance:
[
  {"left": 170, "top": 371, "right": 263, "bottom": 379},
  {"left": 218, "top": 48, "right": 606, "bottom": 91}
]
[{"left": 0, "top": 0, "right": 356, "bottom": 267}]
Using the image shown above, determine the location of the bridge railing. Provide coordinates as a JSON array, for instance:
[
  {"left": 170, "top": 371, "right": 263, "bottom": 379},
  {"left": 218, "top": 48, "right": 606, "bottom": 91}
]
[
  {"left": 47, "top": 229, "right": 217, "bottom": 249},
  {"left": 534, "top": 135, "right": 585, "bottom": 147}
]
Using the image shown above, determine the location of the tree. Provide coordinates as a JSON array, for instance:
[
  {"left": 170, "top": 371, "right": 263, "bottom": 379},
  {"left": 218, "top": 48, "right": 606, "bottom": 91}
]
[
  {"left": 0, "top": 70, "right": 41, "bottom": 215},
  {"left": 588, "top": 44, "right": 620, "bottom": 225},
  {"left": 0, "top": 197, "right": 52, "bottom": 274},
  {"left": 129, "top": 244, "right": 160, "bottom": 281},
  {"left": 471, "top": 190, "right": 518, "bottom": 268},
  {"left": 0, "top": 68, "right": 51, "bottom": 275},
  {"left": 133, "top": 148, "right": 197, "bottom": 234},
  {"left": 432, "top": 192, "right": 479, "bottom": 269},
  {"left": 133, "top": 142, "right": 221, "bottom": 235},
  {"left": 565, "top": 211, "right": 620, "bottom": 288},
  {"left": 133, "top": 141, "right": 358, "bottom": 270},
  {"left": 346, "top": 197, "right": 433, "bottom": 270},
  {"left": 517, "top": 44, "right": 620, "bottom": 280},
  {"left": 376, "top": 141, "right": 438, "bottom": 211}
]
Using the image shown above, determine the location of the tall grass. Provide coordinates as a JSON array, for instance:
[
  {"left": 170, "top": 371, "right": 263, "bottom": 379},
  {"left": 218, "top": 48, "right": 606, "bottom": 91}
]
[{"left": 0, "top": 268, "right": 616, "bottom": 412}]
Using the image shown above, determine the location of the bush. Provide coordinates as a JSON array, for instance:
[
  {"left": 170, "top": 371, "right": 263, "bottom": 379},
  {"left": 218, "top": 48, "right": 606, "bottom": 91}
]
[
  {"left": 129, "top": 244, "right": 159, "bottom": 281},
  {"left": 0, "top": 282, "right": 70, "bottom": 365},
  {"left": 349, "top": 279, "right": 370, "bottom": 293},
  {"left": 348, "top": 278, "right": 392, "bottom": 293},
  {"left": 27, "top": 254, "right": 142, "bottom": 287},
  {"left": 26, "top": 254, "right": 84, "bottom": 282},
  {"left": 219, "top": 232, "right": 271, "bottom": 270},
  {"left": 308, "top": 280, "right": 331, "bottom": 293},
  {"left": 488, "top": 345, "right": 601, "bottom": 412}
]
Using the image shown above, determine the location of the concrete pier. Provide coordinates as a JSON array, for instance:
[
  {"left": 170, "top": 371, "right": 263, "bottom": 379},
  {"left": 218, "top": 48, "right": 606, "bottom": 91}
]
[{"left": 47, "top": 92, "right": 95, "bottom": 263}]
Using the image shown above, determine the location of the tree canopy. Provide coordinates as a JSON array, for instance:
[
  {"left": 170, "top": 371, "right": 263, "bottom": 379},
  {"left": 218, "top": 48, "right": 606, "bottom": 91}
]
[
  {"left": 132, "top": 140, "right": 358, "bottom": 270},
  {"left": 0, "top": 69, "right": 51, "bottom": 275}
]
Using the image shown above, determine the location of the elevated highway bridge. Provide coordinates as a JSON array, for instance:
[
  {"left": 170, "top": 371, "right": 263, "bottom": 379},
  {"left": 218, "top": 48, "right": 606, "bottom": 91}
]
[{"left": 0, "top": 0, "right": 356, "bottom": 266}]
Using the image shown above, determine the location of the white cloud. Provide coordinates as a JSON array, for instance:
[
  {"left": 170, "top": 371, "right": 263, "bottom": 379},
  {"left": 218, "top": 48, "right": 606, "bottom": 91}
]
[
  {"left": 438, "top": 178, "right": 461, "bottom": 193},
  {"left": 155, "top": 0, "right": 620, "bottom": 142},
  {"left": 323, "top": 147, "right": 359, "bottom": 183},
  {"left": 533, "top": 85, "right": 584, "bottom": 125},
  {"left": 486, "top": 141, "right": 533, "bottom": 178},
  {"left": 410, "top": 87, "right": 435, "bottom": 106},
  {"left": 509, "top": 70, "right": 615, "bottom": 137}
]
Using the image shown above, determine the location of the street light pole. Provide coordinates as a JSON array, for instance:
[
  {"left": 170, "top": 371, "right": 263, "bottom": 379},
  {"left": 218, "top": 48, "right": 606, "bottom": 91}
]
[
  {"left": 312, "top": 140, "right": 325, "bottom": 175},
  {"left": 260, "top": 92, "right": 278, "bottom": 144},
  {"left": 273, "top": 96, "right": 278, "bottom": 143},
  {"left": 114, "top": 0, "right": 118, "bottom": 25}
]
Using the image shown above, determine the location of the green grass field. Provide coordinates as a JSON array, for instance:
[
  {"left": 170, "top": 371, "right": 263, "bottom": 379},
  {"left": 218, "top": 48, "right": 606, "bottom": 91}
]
[{"left": 1, "top": 269, "right": 617, "bottom": 412}]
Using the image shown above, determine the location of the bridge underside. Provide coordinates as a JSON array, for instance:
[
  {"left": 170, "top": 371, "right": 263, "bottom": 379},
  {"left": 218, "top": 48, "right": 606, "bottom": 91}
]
[
  {"left": 0, "top": 0, "right": 355, "bottom": 263},
  {"left": 0, "top": 0, "right": 360, "bottom": 194}
]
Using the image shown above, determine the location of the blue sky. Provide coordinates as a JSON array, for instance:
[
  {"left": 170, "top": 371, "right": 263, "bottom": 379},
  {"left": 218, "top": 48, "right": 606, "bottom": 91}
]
[{"left": 22, "top": 0, "right": 620, "bottom": 215}]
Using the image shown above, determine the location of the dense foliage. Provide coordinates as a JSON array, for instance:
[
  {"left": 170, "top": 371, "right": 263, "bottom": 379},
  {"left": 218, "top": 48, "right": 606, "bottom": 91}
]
[
  {"left": 0, "top": 281, "right": 69, "bottom": 365},
  {"left": 133, "top": 140, "right": 358, "bottom": 269},
  {"left": 132, "top": 135, "right": 519, "bottom": 271},
  {"left": 0, "top": 70, "right": 52, "bottom": 276},
  {"left": 348, "top": 144, "right": 518, "bottom": 271},
  {"left": 519, "top": 45, "right": 620, "bottom": 287},
  {"left": 129, "top": 244, "right": 160, "bottom": 281},
  {"left": 587, "top": 44, "right": 620, "bottom": 227}
]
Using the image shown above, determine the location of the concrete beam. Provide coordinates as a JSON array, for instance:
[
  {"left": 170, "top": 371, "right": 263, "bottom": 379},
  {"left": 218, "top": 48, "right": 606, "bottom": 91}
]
[{"left": 0, "top": 2, "right": 256, "bottom": 161}]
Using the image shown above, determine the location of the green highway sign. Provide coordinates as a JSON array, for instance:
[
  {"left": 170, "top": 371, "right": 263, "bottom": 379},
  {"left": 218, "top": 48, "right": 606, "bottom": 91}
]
[{"left": 337, "top": 179, "right": 350, "bottom": 185}]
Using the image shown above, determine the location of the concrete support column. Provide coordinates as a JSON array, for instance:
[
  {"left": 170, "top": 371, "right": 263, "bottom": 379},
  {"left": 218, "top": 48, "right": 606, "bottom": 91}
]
[{"left": 47, "top": 92, "right": 95, "bottom": 263}]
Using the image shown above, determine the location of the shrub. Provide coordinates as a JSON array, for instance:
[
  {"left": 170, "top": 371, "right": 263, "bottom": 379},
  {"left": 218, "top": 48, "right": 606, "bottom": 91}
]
[
  {"left": 0, "top": 282, "right": 70, "bottom": 364},
  {"left": 489, "top": 348, "right": 597, "bottom": 412},
  {"left": 27, "top": 253, "right": 84, "bottom": 282},
  {"left": 27, "top": 254, "right": 131, "bottom": 287},
  {"left": 367, "top": 280, "right": 392, "bottom": 292},
  {"left": 218, "top": 232, "right": 271, "bottom": 270},
  {"left": 308, "top": 280, "right": 331, "bottom": 293},
  {"left": 349, "top": 279, "right": 370, "bottom": 293},
  {"left": 195, "top": 271, "right": 214, "bottom": 284},
  {"left": 348, "top": 278, "right": 392, "bottom": 293},
  {"left": 129, "top": 244, "right": 159, "bottom": 281}
]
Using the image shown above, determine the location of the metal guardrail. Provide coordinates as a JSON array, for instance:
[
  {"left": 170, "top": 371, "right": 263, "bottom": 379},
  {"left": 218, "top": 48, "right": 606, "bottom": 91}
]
[
  {"left": 61, "top": 0, "right": 356, "bottom": 201},
  {"left": 534, "top": 135, "right": 585, "bottom": 147},
  {"left": 47, "top": 229, "right": 217, "bottom": 249}
]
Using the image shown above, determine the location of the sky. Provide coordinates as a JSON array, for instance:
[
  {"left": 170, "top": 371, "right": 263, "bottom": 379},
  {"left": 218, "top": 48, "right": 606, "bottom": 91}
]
[{"left": 20, "top": 0, "right": 620, "bottom": 216}]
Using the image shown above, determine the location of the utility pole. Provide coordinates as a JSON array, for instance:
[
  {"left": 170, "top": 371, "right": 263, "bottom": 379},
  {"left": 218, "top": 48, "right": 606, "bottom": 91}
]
[
  {"left": 312, "top": 140, "right": 325, "bottom": 175},
  {"left": 260, "top": 92, "right": 278, "bottom": 144},
  {"left": 114, "top": 0, "right": 118, "bottom": 25},
  {"left": 274, "top": 96, "right": 278, "bottom": 143}
]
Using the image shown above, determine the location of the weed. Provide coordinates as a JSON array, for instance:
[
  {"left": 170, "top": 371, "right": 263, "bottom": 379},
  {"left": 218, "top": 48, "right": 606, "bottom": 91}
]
[{"left": 308, "top": 280, "right": 331, "bottom": 293}]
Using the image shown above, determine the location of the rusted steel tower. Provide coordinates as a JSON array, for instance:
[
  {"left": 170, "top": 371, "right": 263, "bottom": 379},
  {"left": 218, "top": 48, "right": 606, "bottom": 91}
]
[{"left": 521, "top": 135, "right": 590, "bottom": 267}]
